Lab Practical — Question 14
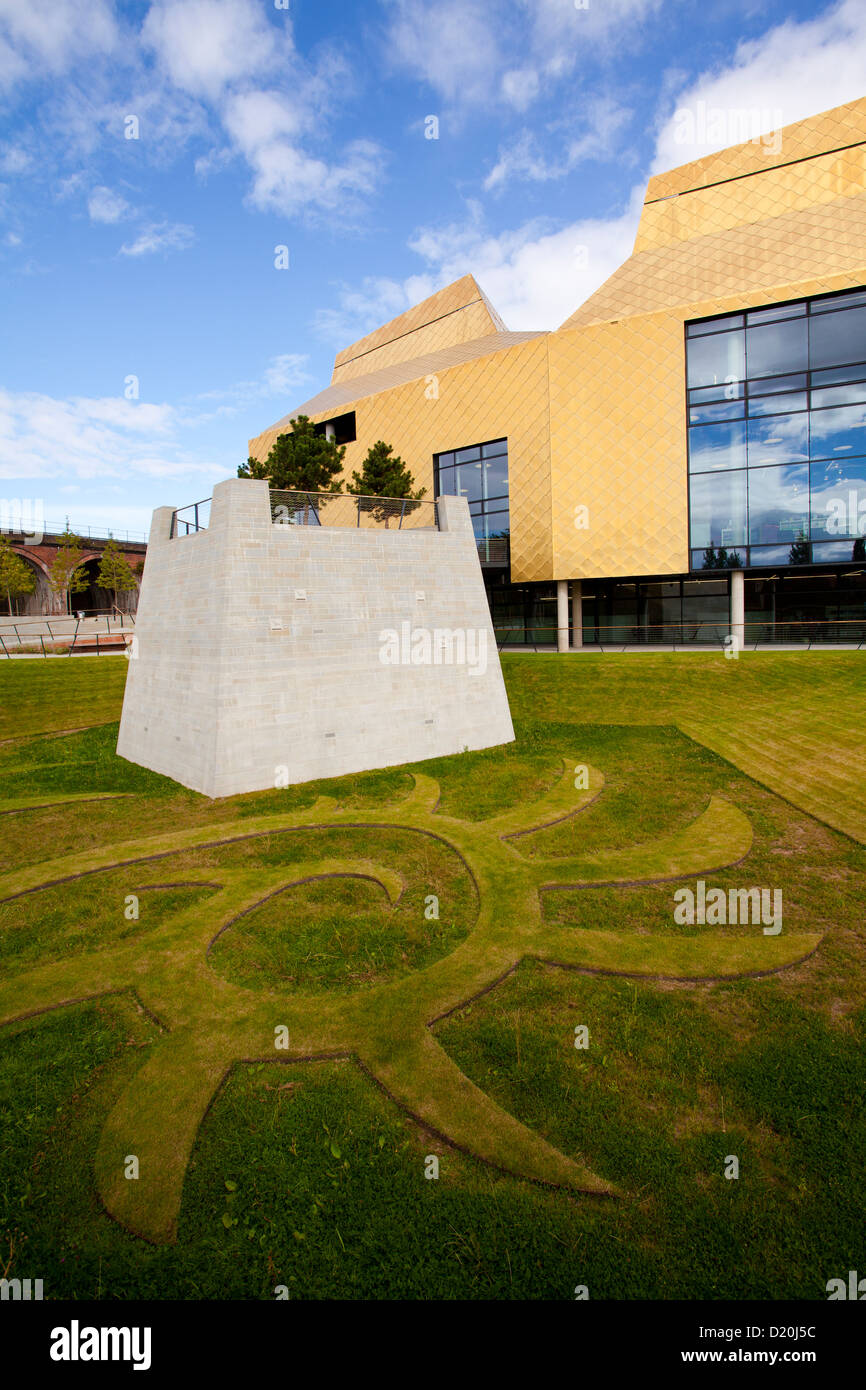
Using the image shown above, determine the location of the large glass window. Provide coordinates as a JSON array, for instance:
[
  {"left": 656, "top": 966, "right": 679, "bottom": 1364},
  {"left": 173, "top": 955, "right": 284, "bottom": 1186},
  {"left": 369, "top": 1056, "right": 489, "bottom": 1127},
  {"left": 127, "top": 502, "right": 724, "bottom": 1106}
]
[
  {"left": 687, "top": 287, "right": 866, "bottom": 568},
  {"left": 435, "top": 436, "right": 509, "bottom": 566},
  {"left": 689, "top": 470, "right": 747, "bottom": 548}
]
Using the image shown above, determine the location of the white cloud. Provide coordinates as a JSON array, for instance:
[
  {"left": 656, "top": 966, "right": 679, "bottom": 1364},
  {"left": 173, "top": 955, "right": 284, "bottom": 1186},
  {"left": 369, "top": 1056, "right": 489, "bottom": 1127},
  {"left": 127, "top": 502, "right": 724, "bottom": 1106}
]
[
  {"left": 119, "top": 222, "right": 195, "bottom": 257},
  {"left": 484, "top": 97, "right": 632, "bottom": 190},
  {"left": 141, "top": 0, "right": 283, "bottom": 102},
  {"left": 0, "top": 388, "right": 221, "bottom": 485},
  {"left": 0, "top": 145, "right": 31, "bottom": 174},
  {"left": 0, "top": 0, "right": 117, "bottom": 88},
  {"left": 314, "top": 188, "right": 644, "bottom": 343},
  {"left": 500, "top": 68, "right": 540, "bottom": 112},
  {"left": 383, "top": 0, "right": 507, "bottom": 107},
  {"left": 654, "top": 0, "right": 866, "bottom": 170},
  {"left": 88, "top": 185, "right": 133, "bottom": 224}
]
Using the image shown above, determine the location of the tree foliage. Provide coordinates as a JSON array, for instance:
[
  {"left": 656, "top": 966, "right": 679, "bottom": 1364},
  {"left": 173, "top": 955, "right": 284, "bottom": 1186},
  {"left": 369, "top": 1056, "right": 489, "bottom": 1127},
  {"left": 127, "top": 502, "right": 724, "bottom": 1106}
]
[
  {"left": 238, "top": 415, "right": 345, "bottom": 492},
  {"left": 0, "top": 535, "right": 37, "bottom": 615},
  {"left": 347, "top": 440, "right": 425, "bottom": 524},
  {"left": 49, "top": 527, "right": 89, "bottom": 613},
  {"left": 97, "top": 538, "right": 138, "bottom": 609}
]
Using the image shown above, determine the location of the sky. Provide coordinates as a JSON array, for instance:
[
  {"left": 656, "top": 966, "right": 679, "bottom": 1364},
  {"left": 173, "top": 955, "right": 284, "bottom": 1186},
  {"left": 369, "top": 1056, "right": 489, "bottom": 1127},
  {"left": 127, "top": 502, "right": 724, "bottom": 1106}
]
[{"left": 1, "top": 0, "right": 866, "bottom": 540}]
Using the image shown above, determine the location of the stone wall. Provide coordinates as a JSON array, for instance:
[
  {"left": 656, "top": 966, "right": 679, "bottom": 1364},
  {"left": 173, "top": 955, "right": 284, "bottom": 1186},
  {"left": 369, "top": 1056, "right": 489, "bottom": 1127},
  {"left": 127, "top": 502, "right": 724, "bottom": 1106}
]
[{"left": 117, "top": 479, "right": 515, "bottom": 798}]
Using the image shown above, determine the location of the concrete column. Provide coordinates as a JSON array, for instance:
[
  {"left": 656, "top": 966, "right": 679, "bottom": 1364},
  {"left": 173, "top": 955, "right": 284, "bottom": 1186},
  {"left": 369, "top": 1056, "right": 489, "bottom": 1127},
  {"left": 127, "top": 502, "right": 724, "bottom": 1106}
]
[
  {"left": 730, "top": 568, "right": 745, "bottom": 652},
  {"left": 557, "top": 579, "right": 569, "bottom": 652},
  {"left": 571, "top": 580, "right": 583, "bottom": 649},
  {"left": 325, "top": 423, "right": 336, "bottom": 442}
]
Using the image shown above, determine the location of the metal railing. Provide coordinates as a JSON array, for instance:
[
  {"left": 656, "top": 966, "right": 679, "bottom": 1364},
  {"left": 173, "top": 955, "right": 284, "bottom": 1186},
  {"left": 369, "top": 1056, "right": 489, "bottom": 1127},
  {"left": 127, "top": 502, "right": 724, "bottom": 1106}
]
[
  {"left": 170, "top": 498, "right": 211, "bottom": 537},
  {"left": 0, "top": 611, "right": 135, "bottom": 657},
  {"left": 269, "top": 490, "right": 437, "bottom": 530},
  {"left": 495, "top": 618, "right": 866, "bottom": 651},
  {"left": 0, "top": 522, "right": 149, "bottom": 543}
]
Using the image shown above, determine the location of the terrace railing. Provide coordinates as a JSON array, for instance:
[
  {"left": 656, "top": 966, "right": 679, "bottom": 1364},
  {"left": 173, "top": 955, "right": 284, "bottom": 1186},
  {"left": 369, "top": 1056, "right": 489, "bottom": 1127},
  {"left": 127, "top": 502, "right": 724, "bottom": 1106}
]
[
  {"left": 170, "top": 497, "right": 212, "bottom": 537},
  {"left": 269, "top": 490, "right": 438, "bottom": 530}
]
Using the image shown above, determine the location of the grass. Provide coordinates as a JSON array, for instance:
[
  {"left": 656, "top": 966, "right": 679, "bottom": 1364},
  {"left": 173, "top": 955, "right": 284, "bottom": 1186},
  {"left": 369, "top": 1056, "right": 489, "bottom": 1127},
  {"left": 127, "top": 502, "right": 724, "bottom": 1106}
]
[{"left": 0, "top": 652, "right": 864, "bottom": 1298}]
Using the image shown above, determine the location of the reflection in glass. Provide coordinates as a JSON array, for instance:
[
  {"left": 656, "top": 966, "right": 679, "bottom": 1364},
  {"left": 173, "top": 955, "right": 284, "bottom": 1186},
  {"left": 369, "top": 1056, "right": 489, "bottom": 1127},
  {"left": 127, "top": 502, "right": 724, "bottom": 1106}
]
[
  {"left": 809, "top": 305, "right": 866, "bottom": 368},
  {"left": 686, "top": 329, "right": 745, "bottom": 388},
  {"left": 688, "top": 420, "right": 746, "bottom": 472},
  {"left": 746, "top": 317, "right": 808, "bottom": 378},
  {"left": 747, "top": 413, "right": 809, "bottom": 465},
  {"left": 809, "top": 457, "right": 866, "bottom": 539},
  {"left": 747, "top": 464, "right": 809, "bottom": 544},
  {"left": 689, "top": 470, "right": 747, "bottom": 547},
  {"left": 809, "top": 403, "right": 866, "bottom": 459}
]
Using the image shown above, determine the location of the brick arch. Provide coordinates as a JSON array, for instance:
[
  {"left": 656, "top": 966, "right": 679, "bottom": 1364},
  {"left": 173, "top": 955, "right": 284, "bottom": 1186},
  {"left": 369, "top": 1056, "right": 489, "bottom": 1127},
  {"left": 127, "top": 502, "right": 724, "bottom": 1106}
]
[{"left": 5, "top": 546, "right": 53, "bottom": 616}]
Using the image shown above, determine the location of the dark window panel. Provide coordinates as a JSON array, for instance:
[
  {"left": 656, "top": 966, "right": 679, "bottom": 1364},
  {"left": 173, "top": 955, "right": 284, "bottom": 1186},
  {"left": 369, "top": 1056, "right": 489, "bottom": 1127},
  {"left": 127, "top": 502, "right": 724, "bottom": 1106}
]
[
  {"left": 687, "top": 314, "right": 745, "bottom": 337},
  {"left": 686, "top": 329, "right": 745, "bottom": 387},
  {"left": 809, "top": 305, "right": 866, "bottom": 368},
  {"left": 746, "top": 302, "right": 806, "bottom": 324},
  {"left": 746, "top": 372, "right": 807, "bottom": 395},
  {"left": 481, "top": 439, "right": 507, "bottom": 457},
  {"left": 811, "top": 362, "right": 866, "bottom": 387},
  {"left": 810, "top": 290, "right": 866, "bottom": 313},
  {"left": 746, "top": 317, "right": 808, "bottom": 378},
  {"left": 454, "top": 446, "right": 481, "bottom": 463}
]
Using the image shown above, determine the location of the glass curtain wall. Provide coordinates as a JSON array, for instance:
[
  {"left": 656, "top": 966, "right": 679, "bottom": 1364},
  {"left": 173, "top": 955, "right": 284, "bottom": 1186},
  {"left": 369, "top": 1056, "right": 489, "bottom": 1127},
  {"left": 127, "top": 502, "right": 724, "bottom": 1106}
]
[
  {"left": 434, "top": 438, "right": 510, "bottom": 565},
  {"left": 686, "top": 288, "right": 866, "bottom": 570}
]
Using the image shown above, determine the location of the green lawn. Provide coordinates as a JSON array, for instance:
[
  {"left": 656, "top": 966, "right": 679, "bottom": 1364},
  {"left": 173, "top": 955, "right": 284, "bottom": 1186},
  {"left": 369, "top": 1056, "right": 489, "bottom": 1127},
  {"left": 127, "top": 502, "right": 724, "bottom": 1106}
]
[{"left": 0, "top": 653, "right": 864, "bottom": 1298}]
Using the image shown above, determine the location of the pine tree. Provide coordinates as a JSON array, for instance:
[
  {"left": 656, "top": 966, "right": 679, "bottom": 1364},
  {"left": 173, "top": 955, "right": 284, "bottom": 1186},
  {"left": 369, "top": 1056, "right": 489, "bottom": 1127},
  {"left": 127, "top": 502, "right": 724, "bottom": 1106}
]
[
  {"left": 347, "top": 441, "right": 425, "bottom": 525},
  {"left": 238, "top": 415, "right": 345, "bottom": 492},
  {"left": 0, "top": 535, "right": 36, "bottom": 615},
  {"left": 97, "top": 538, "right": 138, "bottom": 611},
  {"left": 48, "top": 527, "right": 89, "bottom": 614}
]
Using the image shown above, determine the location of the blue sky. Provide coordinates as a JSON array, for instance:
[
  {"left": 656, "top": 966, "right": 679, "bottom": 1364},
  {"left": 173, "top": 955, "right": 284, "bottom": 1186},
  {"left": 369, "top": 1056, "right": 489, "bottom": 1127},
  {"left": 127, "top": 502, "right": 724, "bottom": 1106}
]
[{"left": 1, "top": 0, "right": 865, "bottom": 538}]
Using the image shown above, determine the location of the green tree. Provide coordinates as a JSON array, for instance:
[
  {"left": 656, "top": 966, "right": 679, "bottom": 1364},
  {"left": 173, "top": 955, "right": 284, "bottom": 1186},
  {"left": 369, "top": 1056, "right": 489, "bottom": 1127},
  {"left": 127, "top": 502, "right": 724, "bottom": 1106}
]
[
  {"left": 239, "top": 415, "right": 345, "bottom": 492},
  {"left": 789, "top": 533, "right": 811, "bottom": 564},
  {"left": 48, "top": 527, "right": 89, "bottom": 614},
  {"left": 701, "top": 545, "right": 718, "bottom": 570},
  {"left": 0, "top": 535, "right": 36, "bottom": 615},
  {"left": 97, "top": 537, "right": 138, "bottom": 611},
  {"left": 347, "top": 440, "right": 425, "bottom": 525}
]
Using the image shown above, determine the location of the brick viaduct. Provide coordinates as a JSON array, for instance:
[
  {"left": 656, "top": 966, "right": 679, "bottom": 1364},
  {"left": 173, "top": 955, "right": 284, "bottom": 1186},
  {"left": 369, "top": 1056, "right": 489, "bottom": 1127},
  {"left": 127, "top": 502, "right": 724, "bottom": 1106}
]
[{"left": 2, "top": 530, "right": 147, "bottom": 616}]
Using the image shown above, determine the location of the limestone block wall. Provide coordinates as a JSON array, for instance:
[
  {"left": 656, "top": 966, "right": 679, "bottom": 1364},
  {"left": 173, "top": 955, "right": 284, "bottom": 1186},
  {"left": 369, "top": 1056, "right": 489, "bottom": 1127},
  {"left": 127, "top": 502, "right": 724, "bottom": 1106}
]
[{"left": 117, "top": 479, "right": 514, "bottom": 798}]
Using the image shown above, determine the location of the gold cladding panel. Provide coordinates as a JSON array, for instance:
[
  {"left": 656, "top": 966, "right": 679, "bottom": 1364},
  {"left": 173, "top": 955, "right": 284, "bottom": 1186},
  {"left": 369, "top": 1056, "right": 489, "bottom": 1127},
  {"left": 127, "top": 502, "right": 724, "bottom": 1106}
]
[
  {"left": 636, "top": 145, "right": 866, "bottom": 252},
  {"left": 646, "top": 97, "right": 866, "bottom": 202},
  {"left": 549, "top": 316, "right": 688, "bottom": 581},
  {"left": 333, "top": 274, "right": 484, "bottom": 373},
  {"left": 564, "top": 191, "right": 866, "bottom": 328},
  {"left": 332, "top": 300, "right": 498, "bottom": 383}
]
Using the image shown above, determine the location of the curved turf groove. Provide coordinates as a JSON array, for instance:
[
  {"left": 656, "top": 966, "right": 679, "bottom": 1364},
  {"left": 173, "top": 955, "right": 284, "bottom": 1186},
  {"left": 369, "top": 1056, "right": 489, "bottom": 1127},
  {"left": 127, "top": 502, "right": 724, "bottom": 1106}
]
[{"left": 0, "top": 756, "right": 822, "bottom": 1243}]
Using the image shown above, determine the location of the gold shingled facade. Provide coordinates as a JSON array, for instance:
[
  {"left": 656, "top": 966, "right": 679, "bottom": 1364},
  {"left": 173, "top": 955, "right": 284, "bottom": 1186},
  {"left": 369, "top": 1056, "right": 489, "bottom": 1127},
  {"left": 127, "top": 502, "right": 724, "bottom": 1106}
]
[{"left": 250, "top": 98, "right": 866, "bottom": 585}]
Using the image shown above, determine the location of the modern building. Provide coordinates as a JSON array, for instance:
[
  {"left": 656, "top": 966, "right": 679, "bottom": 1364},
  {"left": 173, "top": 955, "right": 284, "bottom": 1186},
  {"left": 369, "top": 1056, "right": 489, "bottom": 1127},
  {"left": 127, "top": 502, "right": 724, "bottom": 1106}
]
[{"left": 250, "top": 97, "right": 866, "bottom": 647}]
